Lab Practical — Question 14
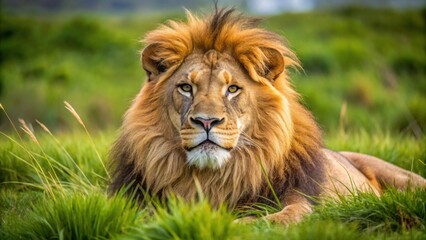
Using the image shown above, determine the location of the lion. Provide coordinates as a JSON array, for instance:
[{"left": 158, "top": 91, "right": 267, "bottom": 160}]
[{"left": 109, "top": 8, "right": 426, "bottom": 224}]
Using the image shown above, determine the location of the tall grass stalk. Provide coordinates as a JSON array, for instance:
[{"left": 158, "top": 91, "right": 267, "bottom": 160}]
[
  {"left": 35, "top": 119, "right": 92, "bottom": 185},
  {"left": 0, "top": 104, "right": 104, "bottom": 195},
  {"left": 256, "top": 158, "right": 282, "bottom": 209},
  {"left": 19, "top": 119, "right": 65, "bottom": 195},
  {"left": 0, "top": 103, "right": 23, "bottom": 142},
  {"left": 0, "top": 107, "right": 55, "bottom": 197},
  {"left": 64, "top": 101, "right": 110, "bottom": 179}
]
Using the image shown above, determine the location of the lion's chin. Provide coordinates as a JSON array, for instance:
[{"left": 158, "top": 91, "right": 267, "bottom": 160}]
[{"left": 185, "top": 142, "right": 231, "bottom": 170}]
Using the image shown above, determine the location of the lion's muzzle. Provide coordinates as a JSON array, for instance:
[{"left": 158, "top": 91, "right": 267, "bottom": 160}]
[{"left": 181, "top": 115, "right": 239, "bottom": 169}]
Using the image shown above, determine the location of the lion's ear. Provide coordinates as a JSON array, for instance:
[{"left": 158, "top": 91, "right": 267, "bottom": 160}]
[
  {"left": 262, "top": 48, "right": 285, "bottom": 82},
  {"left": 141, "top": 43, "right": 169, "bottom": 81}
]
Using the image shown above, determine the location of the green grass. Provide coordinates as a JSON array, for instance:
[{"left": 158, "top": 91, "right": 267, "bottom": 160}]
[
  {"left": 132, "top": 197, "right": 238, "bottom": 240},
  {"left": 313, "top": 188, "right": 426, "bottom": 232},
  {"left": 0, "top": 110, "right": 424, "bottom": 239},
  {"left": 2, "top": 190, "right": 145, "bottom": 239},
  {"left": 1, "top": 6, "right": 426, "bottom": 240},
  {"left": 325, "top": 131, "right": 426, "bottom": 177}
]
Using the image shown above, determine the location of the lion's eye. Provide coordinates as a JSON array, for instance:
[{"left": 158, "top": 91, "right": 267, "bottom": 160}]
[
  {"left": 179, "top": 84, "right": 192, "bottom": 93},
  {"left": 227, "top": 85, "right": 240, "bottom": 94}
]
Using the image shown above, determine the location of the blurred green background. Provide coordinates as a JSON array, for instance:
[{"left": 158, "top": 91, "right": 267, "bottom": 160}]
[{"left": 0, "top": 1, "right": 425, "bottom": 137}]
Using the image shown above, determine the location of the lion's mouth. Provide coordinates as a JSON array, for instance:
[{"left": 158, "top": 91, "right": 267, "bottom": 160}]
[
  {"left": 184, "top": 139, "right": 233, "bottom": 169},
  {"left": 185, "top": 139, "right": 232, "bottom": 152}
]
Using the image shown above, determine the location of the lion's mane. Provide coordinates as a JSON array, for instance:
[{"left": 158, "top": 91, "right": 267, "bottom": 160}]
[{"left": 110, "top": 8, "right": 325, "bottom": 208}]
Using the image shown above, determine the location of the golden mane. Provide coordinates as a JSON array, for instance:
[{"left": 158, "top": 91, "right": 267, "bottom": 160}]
[
  {"left": 110, "top": 8, "right": 324, "bottom": 208},
  {"left": 143, "top": 8, "right": 299, "bottom": 84}
]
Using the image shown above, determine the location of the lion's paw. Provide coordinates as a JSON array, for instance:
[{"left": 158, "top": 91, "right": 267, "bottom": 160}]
[{"left": 233, "top": 216, "right": 257, "bottom": 224}]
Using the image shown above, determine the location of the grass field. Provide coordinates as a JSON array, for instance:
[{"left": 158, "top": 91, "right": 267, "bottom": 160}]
[{"left": 1, "top": 6, "right": 425, "bottom": 239}]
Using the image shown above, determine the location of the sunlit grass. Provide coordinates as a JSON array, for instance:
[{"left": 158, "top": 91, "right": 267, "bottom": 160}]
[
  {"left": 313, "top": 188, "right": 426, "bottom": 233},
  {"left": 131, "top": 197, "right": 238, "bottom": 240},
  {"left": 0, "top": 103, "right": 109, "bottom": 193},
  {"left": 1, "top": 190, "right": 145, "bottom": 239},
  {"left": 1, "top": 102, "right": 425, "bottom": 239},
  {"left": 325, "top": 131, "right": 426, "bottom": 177}
]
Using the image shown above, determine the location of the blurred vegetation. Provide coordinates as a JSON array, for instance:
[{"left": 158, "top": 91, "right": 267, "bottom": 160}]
[
  {"left": 266, "top": 7, "right": 425, "bottom": 135},
  {"left": 1, "top": 7, "right": 425, "bottom": 135}
]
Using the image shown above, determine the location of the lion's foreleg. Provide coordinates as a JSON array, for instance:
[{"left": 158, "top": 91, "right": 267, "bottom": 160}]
[
  {"left": 235, "top": 193, "right": 312, "bottom": 225},
  {"left": 265, "top": 194, "right": 312, "bottom": 225}
]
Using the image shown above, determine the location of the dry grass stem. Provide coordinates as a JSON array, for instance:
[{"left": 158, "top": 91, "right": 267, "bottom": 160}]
[
  {"left": 64, "top": 101, "right": 84, "bottom": 126},
  {"left": 19, "top": 119, "right": 38, "bottom": 144},
  {"left": 36, "top": 120, "right": 53, "bottom": 137},
  {"left": 1, "top": 103, "right": 23, "bottom": 141},
  {"left": 64, "top": 101, "right": 110, "bottom": 179}
]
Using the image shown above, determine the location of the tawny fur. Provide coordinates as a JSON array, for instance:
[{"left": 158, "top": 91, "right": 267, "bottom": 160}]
[{"left": 109, "top": 8, "right": 426, "bottom": 224}]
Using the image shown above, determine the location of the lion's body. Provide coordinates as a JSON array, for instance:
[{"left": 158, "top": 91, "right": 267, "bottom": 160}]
[{"left": 110, "top": 8, "right": 426, "bottom": 224}]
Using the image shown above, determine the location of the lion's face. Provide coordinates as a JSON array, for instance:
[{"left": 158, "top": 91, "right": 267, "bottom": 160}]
[
  {"left": 164, "top": 50, "right": 259, "bottom": 169},
  {"left": 111, "top": 9, "right": 326, "bottom": 208},
  {"left": 135, "top": 10, "right": 297, "bottom": 172}
]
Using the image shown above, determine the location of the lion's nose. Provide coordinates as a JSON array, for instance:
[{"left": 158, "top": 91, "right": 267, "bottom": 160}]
[{"left": 190, "top": 117, "right": 224, "bottom": 132}]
